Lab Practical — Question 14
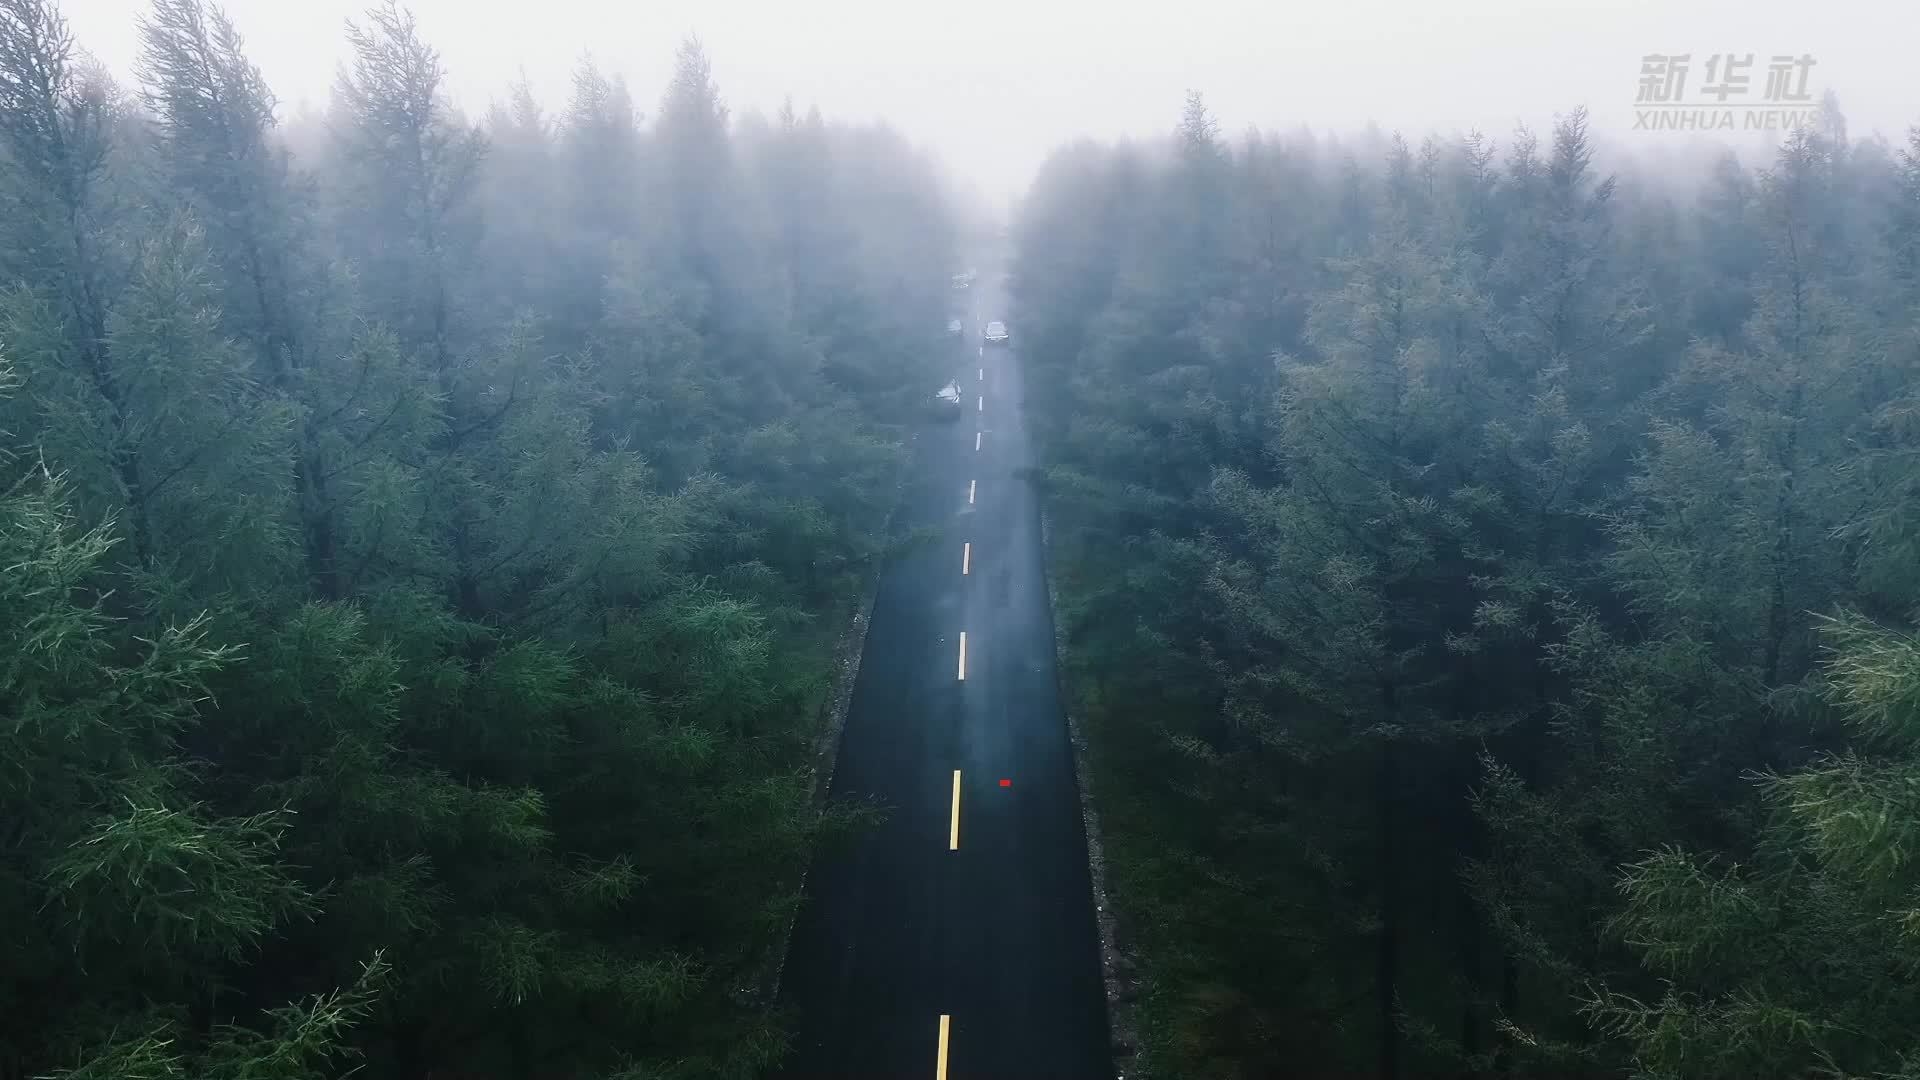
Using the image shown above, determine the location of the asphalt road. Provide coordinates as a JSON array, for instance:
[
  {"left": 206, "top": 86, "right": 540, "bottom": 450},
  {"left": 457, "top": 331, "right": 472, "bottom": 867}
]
[{"left": 776, "top": 272, "right": 1112, "bottom": 1079}]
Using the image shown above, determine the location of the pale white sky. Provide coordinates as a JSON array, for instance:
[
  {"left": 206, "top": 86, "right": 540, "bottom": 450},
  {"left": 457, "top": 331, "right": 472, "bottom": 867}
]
[{"left": 62, "top": 0, "right": 1920, "bottom": 209}]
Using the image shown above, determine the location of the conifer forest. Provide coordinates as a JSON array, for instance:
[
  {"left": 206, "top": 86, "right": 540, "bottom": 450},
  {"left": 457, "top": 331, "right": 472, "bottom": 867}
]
[{"left": 2, "top": 0, "right": 1919, "bottom": 1077}]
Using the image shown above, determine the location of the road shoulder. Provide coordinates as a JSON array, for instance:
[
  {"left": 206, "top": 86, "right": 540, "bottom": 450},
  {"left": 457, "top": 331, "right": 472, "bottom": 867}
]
[{"left": 1041, "top": 505, "right": 1146, "bottom": 1074}]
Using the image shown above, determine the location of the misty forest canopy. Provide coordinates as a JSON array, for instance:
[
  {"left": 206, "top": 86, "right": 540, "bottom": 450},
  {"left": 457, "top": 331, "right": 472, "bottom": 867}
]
[
  {"left": 0, "top": 0, "right": 955, "bottom": 1075},
  {"left": 5, "top": 0, "right": 1920, "bottom": 1073},
  {"left": 1019, "top": 94, "right": 1920, "bottom": 1077}
]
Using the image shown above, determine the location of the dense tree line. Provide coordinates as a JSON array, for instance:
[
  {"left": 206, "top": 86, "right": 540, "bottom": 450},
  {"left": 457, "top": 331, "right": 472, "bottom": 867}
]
[
  {"left": 1017, "top": 94, "right": 1920, "bottom": 1079},
  {"left": 0, "top": 0, "right": 955, "bottom": 1076}
]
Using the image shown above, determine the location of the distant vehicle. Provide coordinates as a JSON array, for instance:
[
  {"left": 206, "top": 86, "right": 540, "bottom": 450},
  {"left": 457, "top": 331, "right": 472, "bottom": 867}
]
[
  {"left": 947, "top": 318, "right": 963, "bottom": 337},
  {"left": 951, "top": 271, "right": 973, "bottom": 290},
  {"left": 931, "top": 380, "right": 964, "bottom": 420},
  {"left": 983, "top": 320, "right": 1009, "bottom": 345}
]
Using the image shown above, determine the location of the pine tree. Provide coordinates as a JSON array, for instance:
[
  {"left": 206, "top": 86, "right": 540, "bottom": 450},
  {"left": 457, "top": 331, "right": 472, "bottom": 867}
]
[
  {"left": 0, "top": 345, "right": 383, "bottom": 1080},
  {"left": 1586, "top": 614, "right": 1920, "bottom": 1080},
  {"left": 329, "top": 0, "right": 484, "bottom": 373},
  {"left": 0, "top": 0, "right": 152, "bottom": 561},
  {"left": 4, "top": 5, "right": 962, "bottom": 1075}
]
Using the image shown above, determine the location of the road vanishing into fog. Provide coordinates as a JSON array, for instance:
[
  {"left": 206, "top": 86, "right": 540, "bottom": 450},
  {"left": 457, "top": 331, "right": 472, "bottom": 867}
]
[{"left": 776, "top": 272, "right": 1112, "bottom": 1079}]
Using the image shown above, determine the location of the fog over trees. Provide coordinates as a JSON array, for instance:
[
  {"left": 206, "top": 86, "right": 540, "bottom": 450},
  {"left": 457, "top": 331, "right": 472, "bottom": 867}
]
[
  {"left": 1021, "top": 94, "right": 1920, "bottom": 1079},
  {"left": 0, "top": 0, "right": 949, "bottom": 1075},
  {"left": 1, "top": 0, "right": 1918, "bottom": 1078}
]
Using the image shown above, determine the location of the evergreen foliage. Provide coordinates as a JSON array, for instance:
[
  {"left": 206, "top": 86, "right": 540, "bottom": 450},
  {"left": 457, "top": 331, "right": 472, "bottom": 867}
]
[
  {"left": 1018, "top": 96, "right": 1920, "bottom": 1078},
  {"left": 0, "top": 2, "right": 955, "bottom": 1076}
]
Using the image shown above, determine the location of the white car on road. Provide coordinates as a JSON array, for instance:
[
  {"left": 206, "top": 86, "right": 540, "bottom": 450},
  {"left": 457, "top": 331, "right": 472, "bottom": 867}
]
[
  {"left": 983, "top": 320, "right": 1009, "bottom": 346},
  {"left": 930, "top": 380, "right": 964, "bottom": 420}
]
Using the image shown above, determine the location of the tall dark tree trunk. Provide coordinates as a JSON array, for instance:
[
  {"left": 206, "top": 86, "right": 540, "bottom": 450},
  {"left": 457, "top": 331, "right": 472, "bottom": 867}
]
[
  {"left": 297, "top": 441, "right": 340, "bottom": 599},
  {"left": 70, "top": 232, "right": 151, "bottom": 565},
  {"left": 454, "top": 521, "right": 483, "bottom": 619},
  {"left": 1763, "top": 381, "right": 1803, "bottom": 687}
]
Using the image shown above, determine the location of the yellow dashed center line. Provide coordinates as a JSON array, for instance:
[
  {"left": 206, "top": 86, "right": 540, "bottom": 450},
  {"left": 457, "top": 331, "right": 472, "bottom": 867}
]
[
  {"left": 939, "top": 310, "right": 1009, "bottom": 1073},
  {"left": 937, "top": 1014, "right": 951, "bottom": 1077},
  {"left": 949, "top": 771, "right": 962, "bottom": 850}
]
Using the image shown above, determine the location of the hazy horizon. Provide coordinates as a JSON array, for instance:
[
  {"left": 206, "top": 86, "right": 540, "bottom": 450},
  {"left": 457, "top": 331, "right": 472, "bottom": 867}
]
[{"left": 63, "top": 0, "right": 1919, "bottom": 212}]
